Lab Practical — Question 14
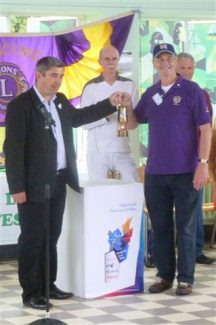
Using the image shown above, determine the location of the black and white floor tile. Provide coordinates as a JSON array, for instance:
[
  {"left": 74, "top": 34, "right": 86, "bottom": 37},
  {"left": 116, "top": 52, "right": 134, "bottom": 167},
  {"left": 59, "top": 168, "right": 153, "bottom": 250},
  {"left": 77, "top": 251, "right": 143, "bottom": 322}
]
[{"left": 0, "top": 248, "right": 215, "bottom": 325}]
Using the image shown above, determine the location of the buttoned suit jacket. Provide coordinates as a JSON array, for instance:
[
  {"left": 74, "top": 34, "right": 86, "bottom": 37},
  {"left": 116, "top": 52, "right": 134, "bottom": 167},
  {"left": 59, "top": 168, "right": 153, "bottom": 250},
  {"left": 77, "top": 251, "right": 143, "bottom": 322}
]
[{"left": 4, "top": 87, "right": 116, "bottom": 201}]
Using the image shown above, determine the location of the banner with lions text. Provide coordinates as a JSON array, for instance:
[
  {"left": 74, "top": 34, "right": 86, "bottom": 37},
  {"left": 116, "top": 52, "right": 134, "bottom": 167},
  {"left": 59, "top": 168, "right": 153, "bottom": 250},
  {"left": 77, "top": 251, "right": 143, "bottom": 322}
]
[{"left": 0, "top": 12, "right": 134, "bottom": 152}]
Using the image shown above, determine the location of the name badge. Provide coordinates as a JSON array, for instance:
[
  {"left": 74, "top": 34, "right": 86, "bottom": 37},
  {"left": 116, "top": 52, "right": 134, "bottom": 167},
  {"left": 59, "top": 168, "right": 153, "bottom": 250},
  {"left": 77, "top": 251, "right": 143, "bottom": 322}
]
[{"left": 152, "top": 93, "right": 163, "bottom": 106}]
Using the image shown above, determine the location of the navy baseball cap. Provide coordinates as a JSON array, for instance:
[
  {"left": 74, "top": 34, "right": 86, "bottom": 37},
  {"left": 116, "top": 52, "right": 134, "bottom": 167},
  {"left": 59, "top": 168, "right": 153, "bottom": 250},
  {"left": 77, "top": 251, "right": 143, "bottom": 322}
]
[{"left": 153, "top": 43, "right": 176, "bottom": 58}]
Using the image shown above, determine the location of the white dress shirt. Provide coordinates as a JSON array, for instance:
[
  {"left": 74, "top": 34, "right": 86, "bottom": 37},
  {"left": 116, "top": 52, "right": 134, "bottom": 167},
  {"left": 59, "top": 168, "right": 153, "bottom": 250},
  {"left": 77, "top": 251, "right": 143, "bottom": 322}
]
[{"left": 34, "top": 86, "right": 67, "bottom": 170}]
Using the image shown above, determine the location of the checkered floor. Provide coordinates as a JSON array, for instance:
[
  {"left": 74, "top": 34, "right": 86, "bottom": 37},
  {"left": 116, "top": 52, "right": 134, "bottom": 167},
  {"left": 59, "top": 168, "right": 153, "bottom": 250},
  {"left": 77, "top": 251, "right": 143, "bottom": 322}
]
[{"left": 0, "top": 248, "right": 215, "bottom": 325}]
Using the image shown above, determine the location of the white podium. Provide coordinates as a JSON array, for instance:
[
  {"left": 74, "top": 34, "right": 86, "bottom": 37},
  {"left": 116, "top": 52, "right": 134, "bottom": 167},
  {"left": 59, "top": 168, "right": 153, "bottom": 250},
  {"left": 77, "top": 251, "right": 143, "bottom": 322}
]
[{"left": 56, "top": 180, "right": 144, "bottom": 299}]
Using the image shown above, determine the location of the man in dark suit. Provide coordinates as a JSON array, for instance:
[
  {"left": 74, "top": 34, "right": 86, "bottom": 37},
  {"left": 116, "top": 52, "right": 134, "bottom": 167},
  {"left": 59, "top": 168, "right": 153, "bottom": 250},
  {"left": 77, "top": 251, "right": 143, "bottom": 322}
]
[{"left": 3, "top": 56, "right": 122, "bottom": 310}]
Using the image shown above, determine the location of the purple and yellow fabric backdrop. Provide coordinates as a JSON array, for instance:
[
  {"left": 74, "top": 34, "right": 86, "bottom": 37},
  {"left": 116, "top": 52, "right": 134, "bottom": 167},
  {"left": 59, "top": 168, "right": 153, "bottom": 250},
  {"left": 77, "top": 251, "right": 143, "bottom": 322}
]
[{"left": 0, "top": 13, "right": 134, "bottom": 150}]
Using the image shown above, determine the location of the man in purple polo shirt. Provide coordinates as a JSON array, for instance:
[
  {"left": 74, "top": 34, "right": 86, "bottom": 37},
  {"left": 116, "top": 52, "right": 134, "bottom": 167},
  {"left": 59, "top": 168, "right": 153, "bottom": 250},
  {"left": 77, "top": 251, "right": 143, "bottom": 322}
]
[{"left": 126, "top": 43, "right": 212, "bottom": 295}]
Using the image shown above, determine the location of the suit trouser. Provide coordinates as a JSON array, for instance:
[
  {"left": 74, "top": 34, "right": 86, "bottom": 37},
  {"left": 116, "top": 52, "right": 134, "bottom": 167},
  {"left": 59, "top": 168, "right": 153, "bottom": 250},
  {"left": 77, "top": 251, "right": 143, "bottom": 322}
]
[{"left": 17, "top": 175, "right": 66, "bottom": 302}]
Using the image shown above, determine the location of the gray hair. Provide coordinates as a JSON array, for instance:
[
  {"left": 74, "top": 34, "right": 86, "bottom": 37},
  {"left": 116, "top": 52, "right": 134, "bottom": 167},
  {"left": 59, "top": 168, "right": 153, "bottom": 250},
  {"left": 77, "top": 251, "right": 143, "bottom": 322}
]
[
  {"left": 177, "top": 52, "right": 195, "bottom": 63},
  {"left": 36, "top": 56, "right": 64, "bottom": 73}
]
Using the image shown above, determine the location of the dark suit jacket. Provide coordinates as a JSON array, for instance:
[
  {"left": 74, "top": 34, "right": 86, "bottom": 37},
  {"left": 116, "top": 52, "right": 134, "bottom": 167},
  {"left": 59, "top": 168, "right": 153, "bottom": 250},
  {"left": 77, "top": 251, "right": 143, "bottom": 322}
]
[{"left": 4, "top": 87, "right": 116, "bottom": 201}]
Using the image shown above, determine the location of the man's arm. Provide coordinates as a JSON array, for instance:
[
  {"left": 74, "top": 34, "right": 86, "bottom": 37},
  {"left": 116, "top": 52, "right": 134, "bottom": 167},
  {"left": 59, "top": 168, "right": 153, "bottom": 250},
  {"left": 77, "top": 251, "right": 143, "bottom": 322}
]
[
  {"left": 203, "top": 90, "right": 213, "bottom": 118},
  {"left": 193, "top": 123, "right": 212, "bottom": 190},
  {"left": 130, "top": 80, "right": 139, "bottom": 107},
  {"left": 64, "top": 92, "right": 122, "bottom": 128},
  {"left": 4, "top": 97, "right": 27, "bottom": 196}
]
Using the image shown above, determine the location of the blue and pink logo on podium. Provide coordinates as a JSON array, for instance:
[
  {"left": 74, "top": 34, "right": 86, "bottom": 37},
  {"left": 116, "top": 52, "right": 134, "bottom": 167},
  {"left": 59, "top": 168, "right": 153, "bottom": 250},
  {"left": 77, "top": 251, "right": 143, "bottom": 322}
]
[
  {"left": 108, "top": 217, "right": 133, "bottom": 263},
  {"left": 105, "top": 218, "right": 133, "bottom": 283},
  {"left": 104, "top": 214, "right": 144, "bottom": 296}
]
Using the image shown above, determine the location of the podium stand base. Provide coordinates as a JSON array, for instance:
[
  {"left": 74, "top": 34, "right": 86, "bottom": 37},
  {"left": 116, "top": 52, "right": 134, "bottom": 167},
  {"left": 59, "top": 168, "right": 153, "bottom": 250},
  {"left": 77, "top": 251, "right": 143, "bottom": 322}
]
[{"left": 29, "top": 319, "right": 67, "bottom": 324}]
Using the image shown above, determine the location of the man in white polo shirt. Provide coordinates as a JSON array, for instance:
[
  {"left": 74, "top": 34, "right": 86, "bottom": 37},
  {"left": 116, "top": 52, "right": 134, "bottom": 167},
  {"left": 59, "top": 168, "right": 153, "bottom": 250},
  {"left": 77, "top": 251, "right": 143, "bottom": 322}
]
[{"left": 80, "top": 45, "right": 138, "bottom": 181}]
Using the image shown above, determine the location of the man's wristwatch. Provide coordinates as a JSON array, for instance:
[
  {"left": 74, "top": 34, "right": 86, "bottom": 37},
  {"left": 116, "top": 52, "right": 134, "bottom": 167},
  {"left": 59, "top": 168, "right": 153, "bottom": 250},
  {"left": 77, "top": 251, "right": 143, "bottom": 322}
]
[{"left": 198, "top": 158, "right": 209, "bottom": 164}]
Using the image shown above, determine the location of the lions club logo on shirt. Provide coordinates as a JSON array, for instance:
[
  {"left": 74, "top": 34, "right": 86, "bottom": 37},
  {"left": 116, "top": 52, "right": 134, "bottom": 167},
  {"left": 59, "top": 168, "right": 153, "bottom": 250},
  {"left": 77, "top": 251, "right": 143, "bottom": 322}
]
[
  {"left": 0, "top": 62, "right": 29, "bottom": 126},
  {"left": 173, "top": 96, "right": 182, "bottom": 106}
]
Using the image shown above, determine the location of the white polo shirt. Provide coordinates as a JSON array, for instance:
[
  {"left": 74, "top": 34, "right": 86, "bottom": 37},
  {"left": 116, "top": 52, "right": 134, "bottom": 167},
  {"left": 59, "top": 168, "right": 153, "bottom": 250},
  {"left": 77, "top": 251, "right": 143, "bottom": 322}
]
[{"left": 80, "top": 75, "right": 137, "bottom": 153}]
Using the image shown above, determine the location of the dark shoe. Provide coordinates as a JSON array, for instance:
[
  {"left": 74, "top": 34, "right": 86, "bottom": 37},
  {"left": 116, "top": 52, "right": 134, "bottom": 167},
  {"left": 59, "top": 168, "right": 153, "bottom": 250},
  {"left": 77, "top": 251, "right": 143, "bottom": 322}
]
[
  {"left": 149, "top": 277, "right": 173, "bottom": 293},
  {"left": 176, "top": 282, "right": 192, "bottom": 295},
  {"left": 145, "top": 255, "right": 155, "bottom": 268},
  {"left": 50, "top": 285, "right": 74, "bottom": 299},
  {"left": 24, "top": 296, "right": 53, "bottom": 310},
  {"left": 196, "top": 254, "right": 215, "bottom": 265}
]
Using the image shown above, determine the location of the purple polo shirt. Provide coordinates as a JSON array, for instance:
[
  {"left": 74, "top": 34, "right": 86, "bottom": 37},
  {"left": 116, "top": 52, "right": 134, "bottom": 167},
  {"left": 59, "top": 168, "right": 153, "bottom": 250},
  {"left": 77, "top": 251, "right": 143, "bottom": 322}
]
[{"left": 135, "top": 76, "right": 211, "bottom": 174}]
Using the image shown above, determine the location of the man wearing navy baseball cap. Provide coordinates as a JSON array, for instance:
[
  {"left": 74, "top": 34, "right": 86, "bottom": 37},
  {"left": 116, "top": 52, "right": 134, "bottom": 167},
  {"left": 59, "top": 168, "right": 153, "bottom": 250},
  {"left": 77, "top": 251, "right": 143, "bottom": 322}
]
[{"left": 125, "top": 42, "right": 212, "bottom": 296}]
